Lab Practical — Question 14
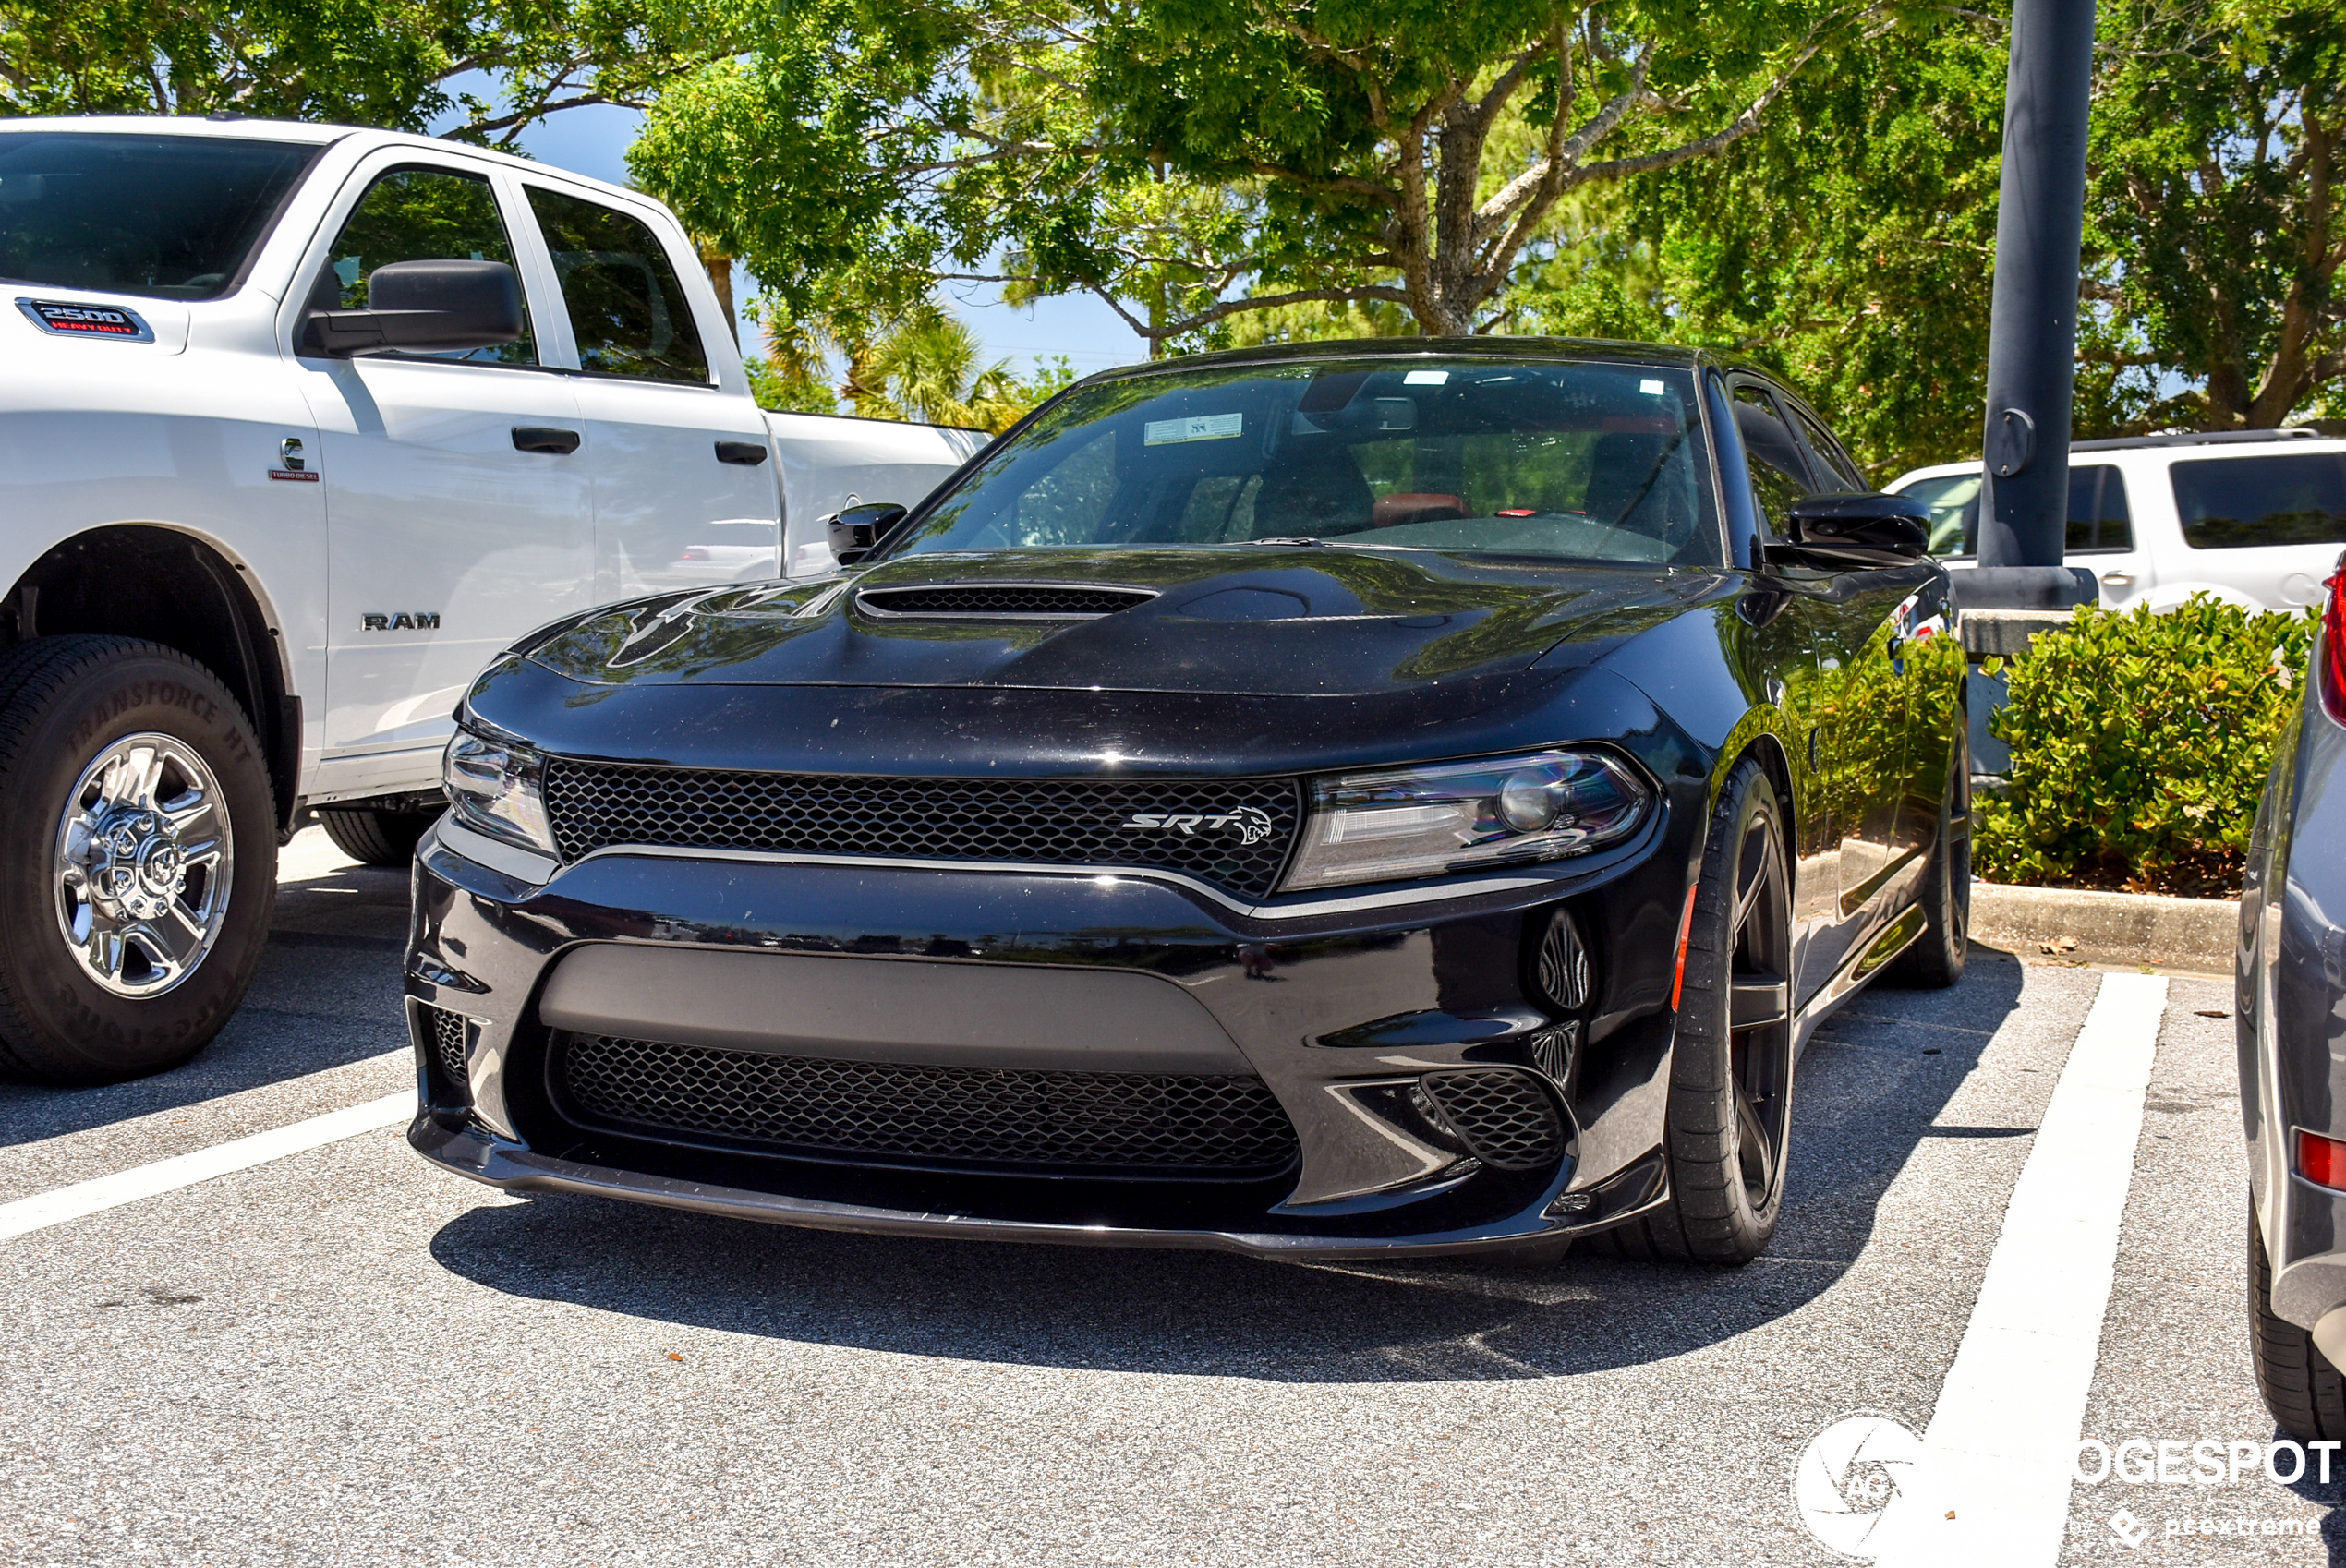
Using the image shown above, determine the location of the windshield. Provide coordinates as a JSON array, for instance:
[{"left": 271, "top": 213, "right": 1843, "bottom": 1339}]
[
  {"left": 888, "top": 357, "right": 1722, "bottom": 567},
  {"left": 0, "top": 132, "right": 320, "bottom": 300}
]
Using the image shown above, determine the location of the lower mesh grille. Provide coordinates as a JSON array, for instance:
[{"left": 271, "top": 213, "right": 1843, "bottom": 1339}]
[
  {"left": 418, "top": 1005, "right": 469, "bottom": 1087},
  {"left": 1421, "top": 1069, "right": 1564, "bottom": 1171},
  {"left": 555, "top": 1032, "right": 1300, "bottom": 1176}
]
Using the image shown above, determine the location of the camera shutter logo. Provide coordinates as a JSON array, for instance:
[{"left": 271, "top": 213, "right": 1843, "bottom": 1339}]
[{"left": 1793, "top": 1415, "right": 1923, "bottom": 1559}]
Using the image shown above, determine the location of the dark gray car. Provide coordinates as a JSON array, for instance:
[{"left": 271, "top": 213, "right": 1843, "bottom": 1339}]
[{"left": 2242, "top": 554, "right": 2346, "bottom": 1440}]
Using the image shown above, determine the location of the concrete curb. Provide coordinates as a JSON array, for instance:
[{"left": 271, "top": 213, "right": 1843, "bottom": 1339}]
[{"left": 1970, "top": 880, "right": 2236, "bottom": 973}]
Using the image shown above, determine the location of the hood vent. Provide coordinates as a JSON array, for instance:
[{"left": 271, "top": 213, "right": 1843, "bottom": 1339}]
[{"left": 855, "top": 583, "right": 1158, "bottom": 620}]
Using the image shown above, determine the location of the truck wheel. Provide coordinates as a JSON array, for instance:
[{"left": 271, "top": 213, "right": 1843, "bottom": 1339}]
[
  {"left": 2250, "top": 1198, "right": 2346, "bottom": 1441},
  {"left": 1598, "top": 757, "right": 1794, "bottom": 1264},
  {"left": 1885, "top": 732, "right": 1969, "bottom": 989},
  {"left": 319, "top": 806, "right": 440, "bottom": 866},
  {"left": 0, "top": 636, "right": 278, "bottom": 1084}
]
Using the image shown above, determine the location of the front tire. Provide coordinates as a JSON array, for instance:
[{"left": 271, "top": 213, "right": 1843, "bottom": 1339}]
[
  {"left": 1602, "top": 757, "right": 1796, "bottom": 1264},
  {"left": 0, "top": 636, "right": 278, "bottom": 1084},
  {"left": 2250, "top": 1200, "right": 2346, "bottom": 1441},
  {"left": 319, "top": 805, "right": 439, "bottom": 866}
]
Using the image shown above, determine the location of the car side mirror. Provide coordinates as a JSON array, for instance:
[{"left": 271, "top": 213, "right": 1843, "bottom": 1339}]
[
  {"left": 303, "top": 259, "right": 524, "bottom": 357},
  {"left": 827, "top": 502, "right": 909, "bottom": 566},
  {"left": 1781, "top": 492, "right": 1932, "bottom": 566}
]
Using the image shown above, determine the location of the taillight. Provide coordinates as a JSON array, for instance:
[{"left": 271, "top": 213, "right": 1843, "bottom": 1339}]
[
  {"left": 2301, "top": 1128, "right": 2346, "bottom": 1190},
  {"left": 2323, "top": 552, "right": 2346, "bottom": 726}
]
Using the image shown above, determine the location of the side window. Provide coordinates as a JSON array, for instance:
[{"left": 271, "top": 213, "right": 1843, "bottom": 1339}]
[
  {"left": 1900, "top": 474, "right": 1982, "bottom": 556},
  {"left": 2171, "top": 453, "right": 2346, "bottom": 550},
  {"left": 2066, "top": 465, "right": 2133, "bottom": 551},
  {"left": 525, "top": 187, "right": 709, "bottom": 383},
  {"left": 318, "top": 166, "right": 534, "bottom": 364},
  {"left": 1732, "top": 385, "right": 1811, "bottom": 538},
  {"left": 1789, "top": 405, "right": 1868, "bottom": 492}
]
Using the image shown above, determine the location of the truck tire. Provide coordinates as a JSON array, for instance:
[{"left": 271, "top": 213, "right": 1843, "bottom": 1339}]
[
  {"left": 319, "top": 806, "right": 440, "bottom": 866},
  {"left": 0, "top": 636, "right": 278, "bottom": 1084},
  {"left": 2250, "top": 1198, "right": 2346, "bottom": 1441}
]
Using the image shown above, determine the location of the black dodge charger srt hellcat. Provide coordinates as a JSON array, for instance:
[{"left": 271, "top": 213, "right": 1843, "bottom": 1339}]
[{"left": 406, "top": 339, "right": 1966, "bottom": 1265}]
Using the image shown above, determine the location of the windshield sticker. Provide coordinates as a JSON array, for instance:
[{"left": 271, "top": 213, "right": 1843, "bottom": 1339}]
[
  {"left": 1403, "top": 369, "right": 1449, "bottom": 385},
  {"left": 16, "top": 297, "right": 155, "bottom": 344},
  {"left": 1144, "top": 412, "right": 1243, "bottom": 445},
  {"left": 1640, "top": 379, "right": 1666, "bottom": 395}
]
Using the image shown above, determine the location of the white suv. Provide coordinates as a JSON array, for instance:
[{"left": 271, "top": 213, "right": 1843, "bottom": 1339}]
[
  {"left": 1889, "top": 429, "right": 2346, "bottom": 612},
  {"left": 0, "top": 116, "right": 978, "bottom": 1084}
]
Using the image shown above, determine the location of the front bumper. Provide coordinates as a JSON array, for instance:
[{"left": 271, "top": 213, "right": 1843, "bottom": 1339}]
[{"left": 403, "top": 814, "right": 1691, "bottom": 1258}]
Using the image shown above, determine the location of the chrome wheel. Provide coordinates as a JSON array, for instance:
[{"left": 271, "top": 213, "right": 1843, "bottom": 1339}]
[{"left": 53, "top": 732, "right": 233, "bottom": 998}]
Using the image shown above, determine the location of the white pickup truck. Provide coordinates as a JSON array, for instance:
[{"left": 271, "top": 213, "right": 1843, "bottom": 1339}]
[{"left": 0, "top": 115, "right": 986, "bottom": 1084}]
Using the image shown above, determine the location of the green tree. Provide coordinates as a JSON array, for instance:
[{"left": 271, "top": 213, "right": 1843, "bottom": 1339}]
[
  {"left": 630, "top": 0, "right": 1880, "bottom": 354},
  {"left": 2079, "top": 0, "right": 2345, "bottom": 430},
  {"left": 748, "top": 296, "right": 1073, "bottom": 431},
  {"left": 0, "top": 0, "right": 726, "bottom": 145}
]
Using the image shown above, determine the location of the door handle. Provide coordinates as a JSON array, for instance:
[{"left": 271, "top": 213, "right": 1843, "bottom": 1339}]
[
  {"left": 714, "top": 440, "right": 768, "bottom": 466},
  {"left": 2100, "top": 570, "right": 2134, "bottom": 587},
  {"left": 512, "top": 426, "right": 581, "bottom": 455}
]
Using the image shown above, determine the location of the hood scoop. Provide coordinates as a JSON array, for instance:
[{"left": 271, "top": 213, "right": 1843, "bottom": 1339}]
[{"left": 854, "top": 582, "right": 1158, "bottom": 620}]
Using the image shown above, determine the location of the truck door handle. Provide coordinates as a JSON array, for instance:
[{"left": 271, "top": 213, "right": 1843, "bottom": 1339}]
[
  {"left": 2100, "top": 570, "right": 2134, "bottom": 587},
  {"left": 512, "top": 426, "right": 580, "bottom": 455},
  {"left": 714, "top": 440, "right": 768, "bottom": 465}
]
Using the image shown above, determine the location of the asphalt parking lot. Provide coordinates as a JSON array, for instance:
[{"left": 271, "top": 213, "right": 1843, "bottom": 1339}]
[{"left": 0, "top": 832, "right": 2334, "bottom": 1566}]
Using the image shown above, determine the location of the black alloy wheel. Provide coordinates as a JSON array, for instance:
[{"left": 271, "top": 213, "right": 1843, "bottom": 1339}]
[{"left": 1601, "top": 757, "right": 1795, "bottom": 1264}]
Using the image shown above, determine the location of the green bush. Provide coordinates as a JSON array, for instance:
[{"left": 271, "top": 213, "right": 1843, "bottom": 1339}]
[{"left": 1976, "top": 595, "right": 2314, "bottom": 897}]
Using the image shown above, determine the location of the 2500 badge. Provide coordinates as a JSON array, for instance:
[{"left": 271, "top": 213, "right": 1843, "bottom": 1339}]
[{"left": 17, "top": 297, "right": 154, "bottom": 343}]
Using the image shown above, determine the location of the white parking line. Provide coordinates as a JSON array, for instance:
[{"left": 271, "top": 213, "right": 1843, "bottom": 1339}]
[
  {"left": 0, "top": 1091, "right": 413, "bottom": 1241},
  {"left": 1884, "top": 971, "right": 2171, "bottom": 1564}
]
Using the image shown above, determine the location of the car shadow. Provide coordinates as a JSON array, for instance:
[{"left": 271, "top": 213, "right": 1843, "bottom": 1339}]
[
  {"left": 427, "top": 954, "right": 2030, "bottom": 1382},
  {"left": 0, "top": 858, "right": 412, "bottom": 1148}
]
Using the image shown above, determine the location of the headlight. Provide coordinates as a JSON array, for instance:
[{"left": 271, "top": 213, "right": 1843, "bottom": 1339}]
[
  {"left": 441, "top": 729, "right": 556, "bottom": 856},
  {"left": 1281, "top": 749, "right": 1651, "bottom": 891}
]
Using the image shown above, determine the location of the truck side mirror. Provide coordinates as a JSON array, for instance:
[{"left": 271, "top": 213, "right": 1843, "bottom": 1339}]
[
  {"left": 1781, "top": 492, "right": 1932, "bottom": 566},
  {"left": 303, "top": 259, "right": 525, "bottom": 357},
  {"left": 827, "top": 503, "right": 909, "bottom": 566}
]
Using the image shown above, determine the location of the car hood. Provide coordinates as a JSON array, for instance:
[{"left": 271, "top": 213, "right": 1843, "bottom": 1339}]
[{"left": 526, "top": 548, "right": 1722, "bottom": 698}]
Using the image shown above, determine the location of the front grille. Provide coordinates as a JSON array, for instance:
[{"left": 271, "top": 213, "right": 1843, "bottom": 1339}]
[
  {"left": 1421, "top": 1069, "right": 1564, "bottom": 1172},
  {"left": 857, "top": 583, "right": 1155, "bottom": 618},
  {"left": 417, "top": 1004, "right": 468, "bottom": 1087},
  {"left": 555, "top": 1032, "right": 1300, "bottom": 1176},
  {"left": 541, "top": 762, "right": 1300, "bottom": 899}
]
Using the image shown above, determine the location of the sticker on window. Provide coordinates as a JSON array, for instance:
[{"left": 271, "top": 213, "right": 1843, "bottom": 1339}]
[
  {"left": 1404, "top": 369, "right": 1449, "bottom": 385},
  {"left": 17, "top": 297, "right": 154, "bottom": 344},
  {"left": 1639, "top": 379, "right": 1665, "bottom": 395},
  {"left": 1144, "top": 413, "right": 1244, "bottom": 445}
]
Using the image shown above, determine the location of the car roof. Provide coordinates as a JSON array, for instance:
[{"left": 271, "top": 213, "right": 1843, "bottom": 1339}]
[
  {"left": 0, "top": 115, "right": 639, "bottom": 201},
  {"left": 1893, "top": 429, "right": 2346, "bottom": 485},
  {"left": 1093, "top": 335, "right": 1715, "bottom": 381}
]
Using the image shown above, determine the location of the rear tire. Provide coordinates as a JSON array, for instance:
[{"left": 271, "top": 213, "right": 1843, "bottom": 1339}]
[
  {"left": 2250, "top": 1198, "right": 2346, "bottom": 1441},
  {"left": 1597, "top": 757, "right": 1795, "bottom": 1264},
  {"left": 0, "top": 636, "right": 278, "bottom": 1084},
  {"left": 1885, "top": 732, "right": 1969, "bottom": 989},
  {"left": 319, "top": 805, "right": 439, "bottom": 866}
]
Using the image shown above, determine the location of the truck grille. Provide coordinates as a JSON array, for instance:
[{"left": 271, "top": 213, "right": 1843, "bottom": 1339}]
[
  {"left": 554, "top": 1032, "right": 1300, "bottom": 1176},
  {"left": 540, "top": 761, "right": 1300, "bottom": 899}
]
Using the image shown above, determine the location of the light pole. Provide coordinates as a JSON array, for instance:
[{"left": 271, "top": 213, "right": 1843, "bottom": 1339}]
[{"left": 1967, "top": 0, "right": 2100, "bottom": 609}]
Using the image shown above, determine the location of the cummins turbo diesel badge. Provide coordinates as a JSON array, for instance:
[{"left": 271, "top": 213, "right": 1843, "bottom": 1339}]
[{"left": 16, "top": 297, "right": 155, "bottom": 343}]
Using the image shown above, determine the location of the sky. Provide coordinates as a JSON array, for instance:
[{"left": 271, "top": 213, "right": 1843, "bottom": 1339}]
[{"left": 508, "top": 101, "right": 1149, "bottom": 380}]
